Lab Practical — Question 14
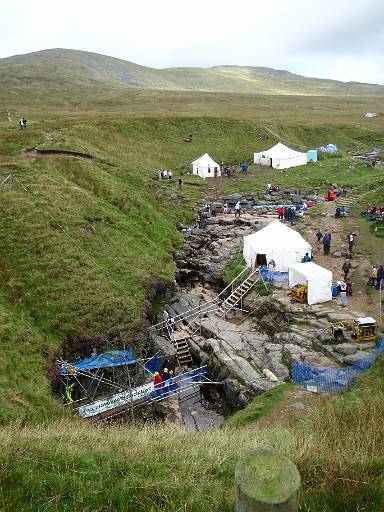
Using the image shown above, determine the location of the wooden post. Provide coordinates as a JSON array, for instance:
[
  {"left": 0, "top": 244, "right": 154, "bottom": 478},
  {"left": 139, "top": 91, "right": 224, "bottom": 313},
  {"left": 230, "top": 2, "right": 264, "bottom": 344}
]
[{"left": 235, "top": 449, "right": 301, "bottom": 512}]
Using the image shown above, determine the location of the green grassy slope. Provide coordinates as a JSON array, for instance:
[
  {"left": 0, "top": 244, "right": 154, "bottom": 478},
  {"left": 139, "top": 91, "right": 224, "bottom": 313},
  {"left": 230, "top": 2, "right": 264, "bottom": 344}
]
[
  {"left": 0, "top": 111, "right": 383, "bottom": 422},
  {"left": 2, "top": 48, "right": 384, "bottom": 97}
]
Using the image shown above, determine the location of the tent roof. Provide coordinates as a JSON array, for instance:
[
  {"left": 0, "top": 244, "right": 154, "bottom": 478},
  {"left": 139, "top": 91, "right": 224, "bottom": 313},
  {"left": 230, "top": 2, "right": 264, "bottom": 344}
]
[
  {"left": 254, "top": 143, "right": 307, "bottom": 159},
  {"left": 244, "top": 220, "right": 310, "bottom": 252},
  {"left": 191, "top": 153, "right": 219, "bottom": 166},
  {"left": 288, "top": 262, "right": 332, "bottom": 281}
]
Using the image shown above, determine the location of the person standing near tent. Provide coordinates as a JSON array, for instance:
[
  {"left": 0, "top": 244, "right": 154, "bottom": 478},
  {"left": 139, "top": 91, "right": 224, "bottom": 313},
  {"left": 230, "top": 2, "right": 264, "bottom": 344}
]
[
  {"left": 340, "top": 281, "right": 347, "bottom": 307},
  {"left": 234, "top": 201, "right": 241, "bottom": 218}
]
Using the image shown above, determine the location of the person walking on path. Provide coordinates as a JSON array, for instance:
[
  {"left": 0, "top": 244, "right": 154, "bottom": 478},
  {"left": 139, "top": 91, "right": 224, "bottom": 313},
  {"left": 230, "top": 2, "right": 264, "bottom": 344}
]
[
  {"left": 178, "top": 178, "right": 183, "bottom": 190},
  {"left": 316, "top": 229, "right": 323, "bottom": 244},
  {"left": 234, "top": 201, "right": 241, "bottom": 218},
  {"left": 340, "top": 281, "right": 347, "bottom": 307},
  {"left": 342, "top": 260, "right": 352, "bottom": 281},
  {"left": 323, "top": 232, "right": 331, "bottom": 255},
  {"left": 348, "top": 232, "right": 356, "bottom": 252},
  {"left": 223, "top": 202, "right": 228, "bottom": 214}
]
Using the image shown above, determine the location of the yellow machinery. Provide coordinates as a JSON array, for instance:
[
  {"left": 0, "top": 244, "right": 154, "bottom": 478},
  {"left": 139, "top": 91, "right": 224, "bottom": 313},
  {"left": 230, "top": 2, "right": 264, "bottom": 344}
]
[
  {"left": 328, "top": 321, "right": 345, "bottom": 340},
  {"left": 289, "top": 285, "right": 308, "bottom": 304},
  {"left": 351, "top": 317, "right": 377, "bottom": 341}
]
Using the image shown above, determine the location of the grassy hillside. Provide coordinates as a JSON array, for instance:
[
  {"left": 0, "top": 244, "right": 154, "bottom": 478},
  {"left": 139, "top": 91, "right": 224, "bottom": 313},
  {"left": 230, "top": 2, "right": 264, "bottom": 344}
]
[
  {"left": 2, "top": 48, "right": 384, "bottom": 97},
  {"left": 1, "top": 109, "right": 384, "bottom": 422}
]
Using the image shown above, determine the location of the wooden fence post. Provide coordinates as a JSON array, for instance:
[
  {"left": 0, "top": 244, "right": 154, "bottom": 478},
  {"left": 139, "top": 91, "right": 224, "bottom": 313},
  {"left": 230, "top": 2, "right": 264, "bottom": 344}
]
[{"left": 235, "top": 449, "right": 301, "bottom": 512}]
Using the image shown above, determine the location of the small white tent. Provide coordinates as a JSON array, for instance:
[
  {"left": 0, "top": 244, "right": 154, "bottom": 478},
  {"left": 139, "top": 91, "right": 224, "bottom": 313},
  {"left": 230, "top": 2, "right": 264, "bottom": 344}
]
[
  {"left": 191, "top": 153, "right": 221, "bottom": 179},
  {"left": 254, "top": 143, "right": 308, "bottom": 170},
  {"left": 243, "top": 220, "right": 311, "bottom": 271},
  {"left": 289, "top": 262, "right": 332, "bottom": 305}
]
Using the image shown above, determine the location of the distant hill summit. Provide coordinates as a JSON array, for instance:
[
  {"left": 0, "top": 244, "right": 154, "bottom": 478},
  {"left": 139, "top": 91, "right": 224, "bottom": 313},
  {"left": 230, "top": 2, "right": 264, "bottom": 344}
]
[{"left": 1, "top": 48, "right": 383, "bottom": 97}]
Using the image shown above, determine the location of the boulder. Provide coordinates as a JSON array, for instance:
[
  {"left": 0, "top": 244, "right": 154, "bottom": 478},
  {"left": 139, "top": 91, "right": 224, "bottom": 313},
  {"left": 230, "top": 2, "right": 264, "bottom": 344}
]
[
  {"left": 151, "top": 335, "right": 177, "bottom": 363},
  {"left": 334, "top": 343, "right": 357, "bottom": 355},
  {"left": 343, "top": 351, "right": 370, "bottom": 365}
]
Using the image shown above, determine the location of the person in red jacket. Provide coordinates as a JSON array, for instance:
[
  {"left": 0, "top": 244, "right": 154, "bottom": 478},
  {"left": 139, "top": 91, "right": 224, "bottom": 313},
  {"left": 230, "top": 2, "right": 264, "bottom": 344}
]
[{"left": 154, "top": 371, "right": 163, "bottom": 387}]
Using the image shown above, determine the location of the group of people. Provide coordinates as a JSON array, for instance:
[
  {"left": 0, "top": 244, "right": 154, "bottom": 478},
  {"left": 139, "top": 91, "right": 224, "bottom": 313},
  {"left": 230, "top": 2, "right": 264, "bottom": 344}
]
[
  {"left": 363, "top": 204, "right": 384, "bottom": 222},
  {"left": 19, "top": 117, "right": 27, "bottom": 130},
  {"left": 267, "top": 183, "right": 279, "bottom": 194},
  {"left": 316, "top": 230, "right": 332, "bottom": 255},
  {"left": 221, "top": 162, "right": 249, "bottom": 178},
  {"left": 335, "top": 206, "right": 347, "bottom": 218},
  {"left": 157, "top": 169, "right": 173, "bottom": 180},
  {"left": 324, "top": 186, "right": 347, "bottom": 202},
  {"left": 153, "top": 365, "right": 176, "bottom": 387},
  {"left": 277, "top": 206, "right": 298, "bottom": 225}
]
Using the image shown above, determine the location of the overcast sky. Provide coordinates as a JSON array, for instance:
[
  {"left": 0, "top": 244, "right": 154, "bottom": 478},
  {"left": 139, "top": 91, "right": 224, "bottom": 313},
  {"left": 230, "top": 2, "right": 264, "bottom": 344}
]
[{"left": 1, "top": 0, "right": 383, "bottom": 84}]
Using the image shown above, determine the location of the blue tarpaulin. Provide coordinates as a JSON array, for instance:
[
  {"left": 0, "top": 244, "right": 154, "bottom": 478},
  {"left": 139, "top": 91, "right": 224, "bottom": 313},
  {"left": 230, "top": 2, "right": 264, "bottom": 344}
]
[
  {"left": 318, "top": 144, "right": 338, "bottom": 154},
  {"left": 144, "top": 356, "right": 162, "bottom": 375},
  {"left": 292, "top": 339, "right": 384, "bottom": 392},
  {"left": 61, "top": 350, "right": 137, "bottom": 374}
]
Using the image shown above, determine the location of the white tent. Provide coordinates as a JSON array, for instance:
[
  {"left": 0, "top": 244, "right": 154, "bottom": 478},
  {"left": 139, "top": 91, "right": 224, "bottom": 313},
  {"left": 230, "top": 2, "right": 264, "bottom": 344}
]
[
  {"left": 243, "top": 220, "right": 311, "bottom": 271},
  {"left": 191, "top": 153, "right": 221, "bottom": 179},
  {"left": 289, "top": 262, "right": 332, "bottom": 305},
  {"left": 254, "top": 143, "right": 308, "bottom": 170}
]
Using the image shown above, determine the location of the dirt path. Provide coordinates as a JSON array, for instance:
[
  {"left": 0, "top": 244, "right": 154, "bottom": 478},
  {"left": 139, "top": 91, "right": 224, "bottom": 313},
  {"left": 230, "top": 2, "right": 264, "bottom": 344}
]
[{"left": 301, "top": 199, "right": 376, "bottom": 316}]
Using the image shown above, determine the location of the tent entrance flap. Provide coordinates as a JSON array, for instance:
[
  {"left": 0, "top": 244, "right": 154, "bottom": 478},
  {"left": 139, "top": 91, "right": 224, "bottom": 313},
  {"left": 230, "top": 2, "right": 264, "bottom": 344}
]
[{"left": 256, "top": 254, "right": 267, "bottom": 266}]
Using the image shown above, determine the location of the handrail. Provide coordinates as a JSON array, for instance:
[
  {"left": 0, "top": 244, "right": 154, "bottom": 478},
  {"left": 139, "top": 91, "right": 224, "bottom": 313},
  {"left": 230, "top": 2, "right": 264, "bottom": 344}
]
[
  {"left": 151, "top": 296, "right": 221, "bottom": 332},
  {"left": 218, "top": 264, "right": 253, "bottom": 299},
  {"left": 221, "top": 267, "right": 259, "bottom": 304},
  {"left": 219, "top": 271, "right": 260, "bottom": 317},
  {"left": 151, "top": 265, "right": 258, "bottom": 333}
]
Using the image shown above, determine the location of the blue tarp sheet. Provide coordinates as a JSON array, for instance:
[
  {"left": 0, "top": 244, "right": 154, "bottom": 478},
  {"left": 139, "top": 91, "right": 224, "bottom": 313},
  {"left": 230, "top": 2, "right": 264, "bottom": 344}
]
[
  {"left": 260, "top": 266, "right": 289, "bottom": 285},
  {"left": 292, "top": 339, "right": 384, "bottom": 392},
  {"left": 61, "top": 349, "right": 137, "bottom": 374},
  {"left": 318, "top": 144, "right": 338, "bottom": 154},
  {"left": 144, "top": 356, "right": 162, "bottom": 375}
]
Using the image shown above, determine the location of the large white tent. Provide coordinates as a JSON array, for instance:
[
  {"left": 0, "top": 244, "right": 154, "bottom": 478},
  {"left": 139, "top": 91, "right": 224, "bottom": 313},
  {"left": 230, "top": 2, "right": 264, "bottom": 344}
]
[
  {"left": 191, "top": 153, "right": 221, "bottom": 179},
  {"left": 289, "top": 262, "right": 332, "bottom": 305},
  {"left": 254, "top": 143, "right": 308, "bottom": 170},
  {"left": 243, "top": 220, "right": 311, "bottom": 271}
]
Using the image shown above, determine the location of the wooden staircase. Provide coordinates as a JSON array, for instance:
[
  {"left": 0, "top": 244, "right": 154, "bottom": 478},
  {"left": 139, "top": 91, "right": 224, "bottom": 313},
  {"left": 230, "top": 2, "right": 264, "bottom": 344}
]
[
  {"left": 216, "top": 270, "right": 259, "bottom": 318},
  {"left": 172, "top": 330, "right": 193, "bottom": 366}
]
